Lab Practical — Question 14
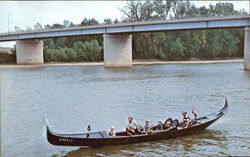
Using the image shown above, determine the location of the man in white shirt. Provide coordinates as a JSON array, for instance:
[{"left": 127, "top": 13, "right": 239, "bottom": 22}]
[{"left": 126, "top": 117, "right": 141, "bottom": 136}]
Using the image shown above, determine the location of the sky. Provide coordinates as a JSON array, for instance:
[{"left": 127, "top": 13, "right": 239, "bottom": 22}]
[{"left": 0, "top": 1, "right": 249, "bottom": 48}]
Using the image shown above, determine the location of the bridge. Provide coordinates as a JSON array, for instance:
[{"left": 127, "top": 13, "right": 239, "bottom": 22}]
[{"left": 0, "top": 15, "right": 250, "bottom": 69}]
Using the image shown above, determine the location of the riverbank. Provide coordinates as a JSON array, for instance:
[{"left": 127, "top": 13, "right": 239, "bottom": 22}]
[{"left": 0, "top": 59, "right": 244, "bottom": 69}]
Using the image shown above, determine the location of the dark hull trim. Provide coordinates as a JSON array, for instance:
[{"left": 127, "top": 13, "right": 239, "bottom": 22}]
[{"left": 47, "top": 99, "right": 228, "bottom": 147}]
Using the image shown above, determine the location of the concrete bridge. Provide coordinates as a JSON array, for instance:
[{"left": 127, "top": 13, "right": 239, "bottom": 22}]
[{"left": 0, "top": 15, "right": 250, "bottom": 69}]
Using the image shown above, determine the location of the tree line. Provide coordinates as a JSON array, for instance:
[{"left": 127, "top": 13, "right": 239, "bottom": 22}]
[
  {"left": 121, "top": 0, "right": 246, "bottom": 60},
  {"left": 1, "top": 0, "right": 248, "bottom": 63}
]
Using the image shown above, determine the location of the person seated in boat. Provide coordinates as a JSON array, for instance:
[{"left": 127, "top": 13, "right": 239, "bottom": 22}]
[
  {"left": 126, "top": 117, "right": 142, "bottom": 136},
  {"left": 164, "top": 121, "right": 172, "bottom": 130},
  {"left": 143, "top": 120, "right": 150, "bottom": 134},
  {"left": 156, "top": 121, "right": 163, "bottom": 131},
  {"left": 109, "top": 126, "right": 116, "bottom": 137},
  {"left": 182, "top": 111, "right": 191, "bottom": 128}
]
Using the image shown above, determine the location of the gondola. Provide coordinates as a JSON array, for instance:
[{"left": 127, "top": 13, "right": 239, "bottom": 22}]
[{"left": 46, "top": 98, "right": 228, "bottom": 147}]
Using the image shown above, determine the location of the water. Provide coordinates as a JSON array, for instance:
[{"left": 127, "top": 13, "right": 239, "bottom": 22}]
[{"left": 0, "top": 62, "right": 249, "bottom": 157}]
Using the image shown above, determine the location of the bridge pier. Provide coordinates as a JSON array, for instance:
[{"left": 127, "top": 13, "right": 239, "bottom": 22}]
[
  {"left": 103, "top": 34, "right": 132, "bottom": 67},
  {"left": 244, "top": 27, "right": 250, "bottom": 70},
  {"left": 16, "top": 40, "right": 44, "bottom": 64}
]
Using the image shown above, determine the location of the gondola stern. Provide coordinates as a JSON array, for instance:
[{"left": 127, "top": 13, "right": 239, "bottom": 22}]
[
  {"left": 43, "top": 120, "right": 53, "bottom": 145},
  {"left": 46, "top": 125, "right": 62, "bottom": 146},
  {"left": 43, "top": 119, "right": 60, "bottom": 146}
]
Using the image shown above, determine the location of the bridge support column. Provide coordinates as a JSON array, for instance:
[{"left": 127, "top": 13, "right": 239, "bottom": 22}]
[
  {"left": 103, "top": 34, "right": 132, "bottom": 67},
  {"left": 244, "top": 27, "right": 250, "bottom": 70},
  {"left": 16, "top": 40, "right": 43, "bottom": 64}
]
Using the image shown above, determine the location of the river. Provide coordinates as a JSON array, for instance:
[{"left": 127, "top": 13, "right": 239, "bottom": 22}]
[{"left": 0, "top": 62, "right": 249, "bottom": 157}]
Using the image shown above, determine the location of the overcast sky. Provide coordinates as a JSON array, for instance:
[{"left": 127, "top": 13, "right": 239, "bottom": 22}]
[{"left": 0, "top": 1, "right": 249, "bottom": 47}]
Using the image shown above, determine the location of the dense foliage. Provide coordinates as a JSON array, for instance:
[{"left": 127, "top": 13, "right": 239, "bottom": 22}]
[
  {"left": 0, "top": 50, "right": 16, "bottom": 63},
  {"left": 44, "top": 39, "right": 102, "bottom": 62},
  {"left": 2, "top": 1, "right": 248, "bottom": 63},
  {"left": 122, "top": 0, "right": 246, "bottom": 60}
]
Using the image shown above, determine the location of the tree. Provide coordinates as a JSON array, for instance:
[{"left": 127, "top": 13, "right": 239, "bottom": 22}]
[
  {"left": 80, "top": 18, "right": 99, "bottom": 26},
  {"left": 119, "top": 0, "right": 143, "bottom": 22},
  {"left": 63, "top": 20, "right": 70, "bottom": 27},
  {"left": 34, "top": 22, "right": 43, "bottom": 30},
  {"left": 103, "top": 18, "right": 112, "bottom": 24},
  {"left": 212, "top": 2, "right": 234, "bottom": 16},
  {"left": 51, "top": 23, "right": 64, "bottom": 29},
  {"left": 14, "top": 26, "right": 21, "bottom": 32},
  {"left": 25, "top": 26, "right": 33, "bottom": 31},
  {"left": 172, "top": 0, "right": 198, "bottom": 18},
  {"left": 69, "top": 22, "right": 75, "bottom": 27},
  {"left": 113, "top": 18, "right": 120, "bottom": 24},
  {"left": 55, "top": 38, "right": 67, "bottom": 48},
  {"left": 153, "top": 0, "right": 174, "bottom": 20}
]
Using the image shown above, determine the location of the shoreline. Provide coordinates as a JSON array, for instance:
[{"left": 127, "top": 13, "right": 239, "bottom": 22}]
[{"left": 0, "top": 59, "right": 243, "bottom": 69}]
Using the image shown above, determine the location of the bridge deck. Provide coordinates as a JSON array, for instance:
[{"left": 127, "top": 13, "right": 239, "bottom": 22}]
[{"left": 0, "top": 15, "right": 250, "bottom": 42}]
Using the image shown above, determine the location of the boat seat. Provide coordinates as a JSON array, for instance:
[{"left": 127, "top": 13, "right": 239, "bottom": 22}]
[
  {"left": 100, "top": 131, "right": 111, "bottom": 138},
  {"left": 84, "top": 131, "right": 110, "bottom": 138},
  {"left": 163, "top": 118, "right": 172, "bottom": 130},
  {"left": 170, "top": 119, "right": 179, "bottom": 129}
]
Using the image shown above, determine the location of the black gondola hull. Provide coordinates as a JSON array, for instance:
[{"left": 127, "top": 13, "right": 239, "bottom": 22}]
[{"left": 46, "top": 99, "right": 228, "bottom": 147}]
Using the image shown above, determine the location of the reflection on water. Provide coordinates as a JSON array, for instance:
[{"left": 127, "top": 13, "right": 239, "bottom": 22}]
[
  {"left": 0, "top": 62, "right": 250, "bottom": 157},
  {"left": 64, "top": 130, "right": 227, "bottom": 157}
]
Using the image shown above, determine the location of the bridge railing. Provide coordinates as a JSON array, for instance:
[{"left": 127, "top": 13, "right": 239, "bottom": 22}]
[{"left": 1, "top": 15, "right": 250, "bottom": 36}]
